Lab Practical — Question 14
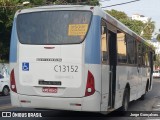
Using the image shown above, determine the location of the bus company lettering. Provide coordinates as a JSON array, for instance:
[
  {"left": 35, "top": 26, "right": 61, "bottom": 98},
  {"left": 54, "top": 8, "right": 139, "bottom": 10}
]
[
  {"left": 36, "top": 58, "right": 62, "bottom": 62},
  {"left": 11, "top": 112, "right": 42, "bottom": 117}
]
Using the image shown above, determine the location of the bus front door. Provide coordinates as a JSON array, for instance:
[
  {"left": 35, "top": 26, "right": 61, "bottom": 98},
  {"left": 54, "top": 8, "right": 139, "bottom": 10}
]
[{"left": 108, "top": 30, "right": 117, "bottom": 109}]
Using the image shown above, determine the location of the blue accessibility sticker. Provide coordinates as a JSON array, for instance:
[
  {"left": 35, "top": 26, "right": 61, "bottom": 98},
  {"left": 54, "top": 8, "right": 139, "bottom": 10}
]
[{"left": 22, "top": 62, "right": 29, "bottom": 71}]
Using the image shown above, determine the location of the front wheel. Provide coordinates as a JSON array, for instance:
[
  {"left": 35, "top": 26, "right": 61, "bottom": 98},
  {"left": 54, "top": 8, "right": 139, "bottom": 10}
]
[{"left": 121, "top": 88, "right": 129, "bottom": 112}]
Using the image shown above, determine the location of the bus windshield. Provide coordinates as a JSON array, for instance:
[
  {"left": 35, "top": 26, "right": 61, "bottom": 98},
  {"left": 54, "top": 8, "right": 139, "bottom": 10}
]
[{"left": 17, "top": 11, "right": 92, "bottom": 45}]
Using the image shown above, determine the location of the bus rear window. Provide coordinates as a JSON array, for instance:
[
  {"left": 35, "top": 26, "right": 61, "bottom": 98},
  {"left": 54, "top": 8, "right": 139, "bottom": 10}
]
[{"left": 17, "top": 11, "right": 92, "bottom": 45}]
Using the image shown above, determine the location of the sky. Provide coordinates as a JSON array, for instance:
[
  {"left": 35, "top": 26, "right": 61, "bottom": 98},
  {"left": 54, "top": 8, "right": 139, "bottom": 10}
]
[{"left": 100, "top": 0, "right": 160, "bottom": 38}]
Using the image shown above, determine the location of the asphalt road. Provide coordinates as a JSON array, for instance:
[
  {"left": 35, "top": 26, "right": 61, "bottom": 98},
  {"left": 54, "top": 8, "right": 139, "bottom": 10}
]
[{"left": 1, "top": 78, "right": 160, "bottom": 120}]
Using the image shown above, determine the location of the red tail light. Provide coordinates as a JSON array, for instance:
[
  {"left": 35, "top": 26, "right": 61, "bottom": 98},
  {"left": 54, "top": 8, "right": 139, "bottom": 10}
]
[
  {"left": 85, "top": 71, "right": 95, "bottom": 96},
  {"left": 10, "top": 69, "right": 17, "bottom": 93}
]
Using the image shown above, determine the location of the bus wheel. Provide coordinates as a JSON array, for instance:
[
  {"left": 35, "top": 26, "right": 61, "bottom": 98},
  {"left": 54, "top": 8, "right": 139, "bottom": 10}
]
[
  {"left": 140, "top": 81, "right": 149, "bottom": 100},
  {"left": 2, "top": 86, "right": 10, "bottom": 96},
  {"left": 121, "top": 88, "right": 129, "bottom": 112}
]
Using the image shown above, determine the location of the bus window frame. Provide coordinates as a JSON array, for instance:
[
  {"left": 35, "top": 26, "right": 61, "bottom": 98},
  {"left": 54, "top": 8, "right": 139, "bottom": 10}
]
[{"left": 101, "top": 19, "right": 109, "bottom": 65}]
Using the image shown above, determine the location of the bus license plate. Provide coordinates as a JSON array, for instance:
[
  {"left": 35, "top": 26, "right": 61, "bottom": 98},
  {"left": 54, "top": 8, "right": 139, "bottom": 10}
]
[{"left": 42, "top": 87, "right": 57, "bottom": 93}]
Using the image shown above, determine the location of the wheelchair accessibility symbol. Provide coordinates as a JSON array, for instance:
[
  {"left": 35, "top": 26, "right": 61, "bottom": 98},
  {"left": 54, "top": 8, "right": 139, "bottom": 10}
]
[{"left": 22, "top": 62, "right": 29, "bottom": 71}]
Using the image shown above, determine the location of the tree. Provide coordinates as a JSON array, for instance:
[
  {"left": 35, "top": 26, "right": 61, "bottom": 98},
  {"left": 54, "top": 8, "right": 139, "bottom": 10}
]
[
  {"left": 120, "top": 19, "right": 144, "bottom": 35},
  {"left": 156, "top": 34, "right": 160, "bottom": 42},
  {"left": 142, "top": 18, "right": 155, "bottom": 40},
  {"left": 156, "top": 29, "right": 160, "bottom": 42},
  {"left": 87, "top": 0, "right": 99, "bottom": 5},
  {"left": 30, "top": 0, "right": 46, "bottom": 5},
  {"left": 106, "top": 9, "right": 128, "bottom": 21},
  {"left": 107, "top": 9, "right": 155, "bottom": 40},
  {"left": 0, "top": 0, "right": 100, "bottom": 62},
  {"left": 107, "top": 9, "right": 144, "bottom": 35},
  {"left": 155, "top": 55, "right": 160, "bottom": 68},
  {"left": 60, "top": 0, "right": 99, "bottom": 5},
  {"left": 0, "top": 0, "right": 19, "bottom": 62},
  {"left": 29, "top": 0, "right": 99, "bottom": 5}
]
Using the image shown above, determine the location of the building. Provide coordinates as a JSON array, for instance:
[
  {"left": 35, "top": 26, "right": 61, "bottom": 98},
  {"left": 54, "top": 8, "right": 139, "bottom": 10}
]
[{"left": 132, "top": 14, "right": 149, "bottom": 23}]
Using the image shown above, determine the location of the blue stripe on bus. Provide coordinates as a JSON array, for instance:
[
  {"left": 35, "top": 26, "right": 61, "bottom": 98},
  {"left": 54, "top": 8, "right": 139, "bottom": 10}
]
[
  {"left": 85, "top": 16, "right": 101, "bottom": 64},
  {"left": 9, "top": 19, "right": 17, "bottom": 63}
]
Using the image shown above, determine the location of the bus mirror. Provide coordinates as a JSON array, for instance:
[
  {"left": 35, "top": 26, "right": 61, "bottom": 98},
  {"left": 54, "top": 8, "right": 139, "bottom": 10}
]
[{"left": 153, "top": 54, "right": 156, "bottom": 61}]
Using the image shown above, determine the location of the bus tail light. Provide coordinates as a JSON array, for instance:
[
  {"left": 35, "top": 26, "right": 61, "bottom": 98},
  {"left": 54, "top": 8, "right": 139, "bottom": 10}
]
[
  {"left": 85, "top": 71, "right": 95, "bottom": 97},
  {"left": 10, "top": 69, "right": 17, "bottom": 93}
]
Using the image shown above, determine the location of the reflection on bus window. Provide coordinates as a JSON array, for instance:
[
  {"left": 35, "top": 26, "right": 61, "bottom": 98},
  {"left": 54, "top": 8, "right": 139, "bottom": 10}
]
[
  {"left": 117, "top": 32, "right": 127, "bottom": 64},
  {"left": 17, "top": 11, "right": 92, "bottom": 45},
  {"left": 101, "top": 21, "right": 108, "bottom": 64},
  {"left": 126, "top": 35, "right": 136, "bottom": 64}
]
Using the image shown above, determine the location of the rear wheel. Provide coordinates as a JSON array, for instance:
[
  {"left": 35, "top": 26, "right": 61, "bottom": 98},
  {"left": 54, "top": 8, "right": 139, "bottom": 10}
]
[
  {"left": 2, "top": 86, "right": 9, "bottom": 96},
  {"left": 121, "top": 88, "right": 129, "bottom": 112}
]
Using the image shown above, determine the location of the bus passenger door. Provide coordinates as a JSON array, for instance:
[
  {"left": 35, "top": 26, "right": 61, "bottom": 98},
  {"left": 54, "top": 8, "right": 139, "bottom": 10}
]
[
  {"left": 101, "top": 21, "right": 117, "bottom": 110},
  {"left": 108, "top": 30, "right": 117, "bottom": 109},
  {"left": 101, "top": 21, "right": 110, "bottom": 111}
]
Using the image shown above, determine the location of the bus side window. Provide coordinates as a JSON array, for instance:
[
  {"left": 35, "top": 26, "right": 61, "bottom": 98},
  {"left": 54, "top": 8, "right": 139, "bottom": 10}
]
[
  {"left": 101, "top": 21, "right": 108, "bottom": 64},
  {"left": 126, "top": 35, "right": 136, "bottom": 64},
  {"left": 117, "top": 31, "right": 127, "bottom": 64},
  {"left": 138, "top": 43, "right": 142, "bottom": 66}
]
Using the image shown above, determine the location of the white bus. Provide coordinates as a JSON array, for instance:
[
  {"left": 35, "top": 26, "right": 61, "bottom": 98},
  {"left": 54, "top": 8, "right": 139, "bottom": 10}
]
[{"left": 10, "top": 5, "right": 155, "bottom": 114}]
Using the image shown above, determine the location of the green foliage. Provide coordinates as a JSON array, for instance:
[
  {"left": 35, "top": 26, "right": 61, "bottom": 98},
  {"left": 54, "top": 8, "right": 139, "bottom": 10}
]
[
  {"left": 107, "top": 9, "right": 144, "bottom": 35},
  {"left": 30, "top": 0, "right": 46, "bottom": 5},
  {"left": 120, "top": 19, "right": 144, "bottom": 35},
  {"left": 28, "top": 0, "right": 99, "bottom": 5},
  {"left": 156, "top": 34, "right": 160, "bottom": 42},
  {"left": 107, "top": 9, "right": 155, "bottom": 40},
  {"left": 0, "top": 0, "right": 19, "bottom": 61},
  {"left": 107, "top": 9, "right": 158, "bottom": 66},
  {"left": 0, "top": 0, "right": 99, "bottom": 61},
  {"left": 141, "top": 18, "right": 155, "bottom": 40},
  {"left": 155, "top": 55, "right": 160, "bottom": 67},
  {"left": 87, "top": 0, "right": 99, "bottom": 6},
  {"left": 53, "top": 0, "right": 99, "bottom": 5},
  {"left": 106, "top": 9, "right": 128, "bottom": 21}
]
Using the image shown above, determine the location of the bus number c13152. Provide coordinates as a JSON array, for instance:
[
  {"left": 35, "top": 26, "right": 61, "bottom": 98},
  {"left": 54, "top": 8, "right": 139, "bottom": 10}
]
[{"left": 54, "top": 65, "right": 78, "bottom": 72}]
